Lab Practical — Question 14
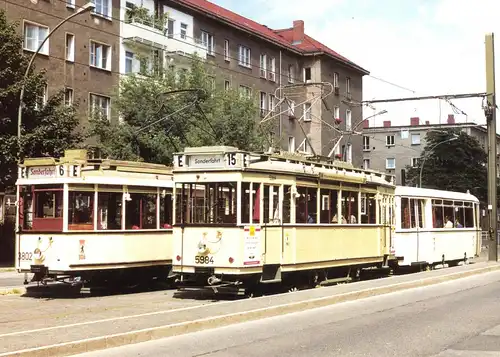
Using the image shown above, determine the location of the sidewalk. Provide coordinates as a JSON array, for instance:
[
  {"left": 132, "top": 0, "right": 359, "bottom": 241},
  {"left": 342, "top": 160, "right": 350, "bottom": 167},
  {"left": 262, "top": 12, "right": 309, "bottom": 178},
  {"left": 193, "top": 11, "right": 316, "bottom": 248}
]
[{"left": 0, "top": 261, "right": 499, "bottom": 357}]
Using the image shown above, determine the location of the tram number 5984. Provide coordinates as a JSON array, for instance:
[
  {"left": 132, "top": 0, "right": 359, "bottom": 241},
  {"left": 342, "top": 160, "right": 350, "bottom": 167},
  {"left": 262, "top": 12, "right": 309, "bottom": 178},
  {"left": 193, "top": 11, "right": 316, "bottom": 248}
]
[{"left": 195, "top": 256, "right": 214, "bottom": 264}]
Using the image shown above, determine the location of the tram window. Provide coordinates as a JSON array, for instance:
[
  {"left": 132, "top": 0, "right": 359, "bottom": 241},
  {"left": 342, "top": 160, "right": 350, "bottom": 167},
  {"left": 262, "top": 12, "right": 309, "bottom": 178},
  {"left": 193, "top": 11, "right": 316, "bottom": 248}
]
[
  {"left": 361, "top": 194, "right": 377, "bottom": 224},
  {"left": 160, "top": 191, "right": 173, "bottom": 228},
  {"left": 35, "top": 191, "right": 63, "bottom": 218},
  {"left": 432, "top": 205, "right": 444, "bottom": 228},
  {"left": 142, "top": 194, "right": 157, "bottom": 229},
  {"left": 97, "top": 192, "right": 122, "bottom": 230},
  {"left": 341, "top": 191, "right": 358, "bottom": 224},
  {"left": 252, "top": 183, "right": 260, "bottom": 224},
  {"left": 125, "top": 193, "right": 157, "bottom": 229},
  {"left": 283, "top": 185, "right": 291, "bottom": 224},
  {"left": 464, "top": 205, "right": 474, "bottom": 228},
  {"left": 68, "top": 191, "right": 94, "bottom": 230},
  {"left": 263, "top": 185, "right": 270, "bottom": 223},
  {"left": 295, "top": 187, "right": 308, "bottom": 224},
  {"left": 175, "top": 183, "right": 237, "bottom": 225},
  {"left": 401, "top": 197, "right": 410, "bottom": 228},
  {"left": 409, "top": 199, "right": 424, "bottom": 228},
  {"left": 241, "top": 183, "right": 251, "bottom": 224},
  {"left": 307, "top": 188, "right": 317, "bottom": 223},
  {"left": 443, "top": 205, "right": 454, "bottom": 227},
  {"left": 320, "top": 189, "right": 330, "bottom": 224},
  {"left": 262, "top": 185, "right": 280, "bottom": 224}
]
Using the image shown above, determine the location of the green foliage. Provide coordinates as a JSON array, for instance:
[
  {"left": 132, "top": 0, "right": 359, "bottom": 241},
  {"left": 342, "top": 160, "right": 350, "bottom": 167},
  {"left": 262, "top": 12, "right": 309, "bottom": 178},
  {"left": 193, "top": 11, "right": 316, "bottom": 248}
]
[
  {"left": 88, "top": 55, "right": 269, "bottom": 164},
  {"left": 125, "top": 6, "right": 168, "bottom": 31},
  {"left": 0, "top": 10, "right": 82, "bottom": 188},
  {"left": 405, "top": 129, "right": 489, "bottom": 203}
]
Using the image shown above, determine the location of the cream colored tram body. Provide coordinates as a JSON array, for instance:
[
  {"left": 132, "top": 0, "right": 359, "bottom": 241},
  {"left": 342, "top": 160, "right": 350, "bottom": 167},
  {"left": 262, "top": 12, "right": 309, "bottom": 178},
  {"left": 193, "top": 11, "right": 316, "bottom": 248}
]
[
  {"left": 16, "top": 150, "right": 174, "bottom": 285},
  {"left": 394, "top": 186, "right": 481, "bottom": 268},
  {"left": 172, "top": 146, "right": 398, "bottom": 295}
]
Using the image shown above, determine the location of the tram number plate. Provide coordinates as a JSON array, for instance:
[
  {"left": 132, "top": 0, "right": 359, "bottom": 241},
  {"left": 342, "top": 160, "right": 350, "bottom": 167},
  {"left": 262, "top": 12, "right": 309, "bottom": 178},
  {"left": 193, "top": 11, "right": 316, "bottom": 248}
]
[
  {"left": 194, "top": 256, "right": 214, "bottom": 264},
  {"left": 18, "top": 252, "right": 33, "bottom": 261}
]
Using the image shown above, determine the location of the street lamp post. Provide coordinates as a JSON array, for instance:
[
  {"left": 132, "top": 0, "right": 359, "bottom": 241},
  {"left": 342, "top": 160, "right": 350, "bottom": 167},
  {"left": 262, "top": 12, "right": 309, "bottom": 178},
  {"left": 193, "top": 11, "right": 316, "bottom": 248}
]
[
  {"left": 419, "top": 136, "right": 458, "bottom": 188},
  {"left": 16, "top": 2, "right": 95, "bottom": 161}
]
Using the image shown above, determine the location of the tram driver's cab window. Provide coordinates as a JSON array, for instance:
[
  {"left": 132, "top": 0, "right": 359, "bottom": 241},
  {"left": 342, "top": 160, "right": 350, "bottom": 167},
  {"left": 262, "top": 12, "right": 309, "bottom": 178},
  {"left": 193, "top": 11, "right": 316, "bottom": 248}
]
[{"left": 24, "top": 185, "right": 64, "bottom": 231}]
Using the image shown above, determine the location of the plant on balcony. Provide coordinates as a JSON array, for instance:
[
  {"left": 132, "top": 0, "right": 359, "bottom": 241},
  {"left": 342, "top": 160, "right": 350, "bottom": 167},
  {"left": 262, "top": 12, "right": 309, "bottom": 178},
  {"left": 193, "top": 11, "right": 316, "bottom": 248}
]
[
  {"left": 125, "top": 6, "right": 168, "bottom": 31},
  {"left": 334, "top": 153, "right": 342, "bottom": 160}
]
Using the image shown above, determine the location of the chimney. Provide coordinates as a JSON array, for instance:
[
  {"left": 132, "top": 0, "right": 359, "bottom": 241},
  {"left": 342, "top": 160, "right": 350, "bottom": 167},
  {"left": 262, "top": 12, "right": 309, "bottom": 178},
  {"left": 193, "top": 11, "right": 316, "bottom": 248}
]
[
  {"left": 363, "top": 120, "right": 369, "bottom": 129},
  {"left": 425, "top": 120, "right": 430, "bottom": 125},
  {"left": 383, "top": 120, "right": 391, "bottom": 127},
  {"left": 447, "top": 114, "right": 455, "bottom": 124},
  {"left": 292, "top": 20, "right": 304, "bottom": 45},
  {"left": 410, "top": 117, "right": 419, "bottom": 126}
]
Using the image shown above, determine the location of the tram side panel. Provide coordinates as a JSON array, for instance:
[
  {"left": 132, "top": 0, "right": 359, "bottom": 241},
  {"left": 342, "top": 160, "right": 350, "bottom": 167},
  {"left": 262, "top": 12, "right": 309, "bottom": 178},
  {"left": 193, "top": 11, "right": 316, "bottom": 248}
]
[{"left": 18, "top": 232, "right": 172, "bottom": 274}]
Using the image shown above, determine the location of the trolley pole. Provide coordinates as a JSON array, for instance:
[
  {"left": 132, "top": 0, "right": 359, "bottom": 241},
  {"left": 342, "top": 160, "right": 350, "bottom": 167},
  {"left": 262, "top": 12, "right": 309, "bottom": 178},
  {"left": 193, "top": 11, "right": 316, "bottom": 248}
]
[{"left": 485, "top": 33, "right": 498, "bottom": 261}]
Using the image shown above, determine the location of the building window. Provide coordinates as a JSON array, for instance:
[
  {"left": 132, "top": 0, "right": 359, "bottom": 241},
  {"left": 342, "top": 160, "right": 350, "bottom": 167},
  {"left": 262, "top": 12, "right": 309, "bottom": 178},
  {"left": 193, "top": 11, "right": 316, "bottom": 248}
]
[
  {"left": 35, "top": 84, "right": 47, "bottom": 110},
  {"left": 92, "top": 0, "right": 111, "bottom": 18},
  {"left": 269, "top": 57, "right": 276, "bottom": 81},
  {"left": 90, "top": 93, "right": 110, "bottom": 120},
  {"left": 201, "top": 31, "right": 214, "bottom": 56},
  {"left": 288, "top": 136, "right": 295, "bottom": 152},
  {"left": 287, "top": 100, "right": 295, "bottom": 116},
  {"left": 125, "top": 51, "right": 134, "bottom": 73},
  {"left": 65, "top": 33, "right": 74, "bottom": 61},
  {"left": 167, "top": 18, "right": 175, "bottom": 38},
  {"left": 288, "top": 64, "right": 294, "bottom": 83},
  {"left": 411, "top": 157, "right": 421, "bottom": 168},
  {"left": 64, "top": 87, "right": 73, "bottom": 106},
  {"left": 346, "top": 143, "right": 352, "bottom": 163},
  {"left": 363, "top": 159, "right": 370, "bottom": 169},
  {"left": 411, "top": 133, "right": 421, "bottom": 145},
  {"left": 89, "top": 41, "right": 111, "bottom": 70},
  {"left": 346, "top": 109, "right": 352, "bottom": 131},
  {"left": 333, "top": 72, "right": 339, "bottom": 88},
  {"left": 259, "top": 54, "right": 267, "bottom": 78},
  {"left": 66, "top": 0, "right": 75, "bottom": 8},
  {"left": 363, "top": 136, "right": 370, "bottom": 151},
  {"left": 386, "top": 135, "right": 395, "bottom": 146},
  {"left": 239, "top": 85, "right": 251, "bottom": 98},
  {"left": 180, "top": 23, "right": 187, "bottom": 39},
  {"left": 24, "top": 22, "right": 49, "bottom": 55},
  {"left": 304, "top": 103, "right": 312, "bottom": 121},
  {"left": 386, "top": 158, "right": 396, "bottom": 169},
  {"left": 224, "top": 80, "right": 230, "bottom": 91},
  {"left": 334, "top": 106, "right": 340, "bottom": 120},
  {"left": 224, "top": 40, "right": 229, "bottom": 61},
  {"left": 238, "top": 45, "right": 251, "bottom": 68},
  {"left": 304, "top": 67, "right": 311, "bottom": 82},
  {"left": 346, "top": 77, "right": 351, "bottom": 93},
  {"left": 259, "top": 92, "right": 267, "bottom": 117},
  {"left": 269, "top": 94, "right": 276, "bottom": 113}
]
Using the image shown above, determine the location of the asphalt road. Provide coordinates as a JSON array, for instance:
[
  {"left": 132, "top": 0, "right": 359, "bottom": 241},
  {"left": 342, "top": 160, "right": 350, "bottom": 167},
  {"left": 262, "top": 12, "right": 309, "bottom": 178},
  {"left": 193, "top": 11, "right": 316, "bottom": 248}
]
[
  {"left": 72, "top": 269, "right": 500, "bottom": 357},
  {"left": 0, "top": 271, "right": 26, "bottom": 288}
]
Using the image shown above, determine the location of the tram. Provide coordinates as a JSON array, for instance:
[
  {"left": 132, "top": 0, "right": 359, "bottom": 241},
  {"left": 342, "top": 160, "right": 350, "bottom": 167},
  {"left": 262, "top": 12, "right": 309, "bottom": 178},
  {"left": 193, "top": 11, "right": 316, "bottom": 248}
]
[
  {"left": 393, "top": 186, "right": 481, "bottom": 269},
  {"left": 172, "top": 146, "right": 399, "bottom": 295},
  {"left": 15, "top": 149, "right": 174, "bottom": 286}
]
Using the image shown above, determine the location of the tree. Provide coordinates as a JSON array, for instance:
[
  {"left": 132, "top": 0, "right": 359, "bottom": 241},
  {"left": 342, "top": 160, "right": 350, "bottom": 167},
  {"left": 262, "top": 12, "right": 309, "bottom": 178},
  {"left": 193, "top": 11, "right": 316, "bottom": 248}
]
[
  {"left": 88, "top": 55, "right": 270, "bottom": 164},
  {"left": 0, "top": 10, "right": 82, "bottom": 189},
  {"left": 405, "top": 129, "right": 488, "bottom": 203}
]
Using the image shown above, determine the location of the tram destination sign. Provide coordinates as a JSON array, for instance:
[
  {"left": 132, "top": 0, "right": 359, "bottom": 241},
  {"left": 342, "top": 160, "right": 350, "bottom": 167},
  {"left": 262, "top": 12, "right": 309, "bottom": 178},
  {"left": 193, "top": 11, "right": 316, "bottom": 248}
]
[
  {"left": 175, "top": 152, "right": 246, "bottom": 170},
  {"left": 19, "top": 164, "right": 81, "bottom": 179}
]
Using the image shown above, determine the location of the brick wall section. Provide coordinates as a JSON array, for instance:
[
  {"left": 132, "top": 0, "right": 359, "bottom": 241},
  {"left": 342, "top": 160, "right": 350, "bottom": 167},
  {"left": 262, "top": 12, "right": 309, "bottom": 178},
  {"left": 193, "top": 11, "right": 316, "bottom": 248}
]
[{"left": 2, "top": 0, "right": 121, "bottom": 128}]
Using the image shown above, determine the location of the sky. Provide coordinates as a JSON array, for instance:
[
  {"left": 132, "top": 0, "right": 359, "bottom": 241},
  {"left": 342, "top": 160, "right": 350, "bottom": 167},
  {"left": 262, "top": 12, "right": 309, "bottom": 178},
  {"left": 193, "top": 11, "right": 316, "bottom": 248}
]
[{"left": 211, "top": 0, "right": 499, "bottom": 128}]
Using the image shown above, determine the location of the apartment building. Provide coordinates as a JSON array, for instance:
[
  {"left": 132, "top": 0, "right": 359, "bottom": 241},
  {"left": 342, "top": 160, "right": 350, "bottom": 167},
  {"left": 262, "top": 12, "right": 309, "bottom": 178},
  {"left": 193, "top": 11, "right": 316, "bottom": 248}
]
[
  {"left": 362, "top": 114, "right": 500, "bottom": 185},
  {"left": 3, "top": 0, "right": 120, "bottom": 123}
]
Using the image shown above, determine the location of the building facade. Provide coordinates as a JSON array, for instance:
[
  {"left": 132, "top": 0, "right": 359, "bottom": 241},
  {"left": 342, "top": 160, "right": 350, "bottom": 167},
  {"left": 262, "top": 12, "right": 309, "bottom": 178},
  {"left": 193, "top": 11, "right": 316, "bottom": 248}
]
[
  {"left": 3, "top": 0, "right": 121, "bottom": 124},
  {"left": 120, "top": 0, "right": 369, "bottom": 165},
  {"left": 361, "top": 114, "right": 500, "bottom": 185}
]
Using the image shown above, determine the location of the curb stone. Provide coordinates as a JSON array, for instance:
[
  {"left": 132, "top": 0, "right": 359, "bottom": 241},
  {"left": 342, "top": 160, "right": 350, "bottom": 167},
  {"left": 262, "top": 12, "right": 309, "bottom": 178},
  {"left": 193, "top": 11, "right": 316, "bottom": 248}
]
[{"left": 2, "top": 263, "right": 500, "bottom": 357}]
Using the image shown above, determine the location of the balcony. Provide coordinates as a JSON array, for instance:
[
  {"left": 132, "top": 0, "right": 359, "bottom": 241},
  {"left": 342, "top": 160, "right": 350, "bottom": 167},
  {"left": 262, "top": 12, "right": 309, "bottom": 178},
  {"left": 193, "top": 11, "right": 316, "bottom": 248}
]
[{"left": 123, "top": 18, "right": 207, "bottom": 59}]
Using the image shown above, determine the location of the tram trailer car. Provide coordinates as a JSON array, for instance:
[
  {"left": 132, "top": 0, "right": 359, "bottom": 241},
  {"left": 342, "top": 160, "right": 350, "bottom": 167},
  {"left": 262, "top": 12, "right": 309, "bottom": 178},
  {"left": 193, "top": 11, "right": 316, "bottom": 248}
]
[
  {"left": 15, "top": 150, "right": 175, "bottom": 286},
  {"left": 393, "top": 186, "right": 481, "bottom": 270},
  {"left": 172, "top": 146, "right": 400, "bottom": 296}
]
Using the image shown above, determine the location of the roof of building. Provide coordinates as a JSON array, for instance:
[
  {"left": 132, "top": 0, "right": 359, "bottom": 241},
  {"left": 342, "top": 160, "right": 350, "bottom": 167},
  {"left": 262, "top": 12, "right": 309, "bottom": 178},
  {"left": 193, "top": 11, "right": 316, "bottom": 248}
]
[
  {"left": 171, "top": 0, "right": 369, "bottom": 75},
  {"left": 363, "top": 122, "right": 485, "bottom": 132}
]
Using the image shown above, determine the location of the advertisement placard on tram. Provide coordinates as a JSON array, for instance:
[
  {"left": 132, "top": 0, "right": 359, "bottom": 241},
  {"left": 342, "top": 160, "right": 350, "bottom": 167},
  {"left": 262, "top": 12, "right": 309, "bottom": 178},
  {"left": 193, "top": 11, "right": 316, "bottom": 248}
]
[{"left": 243, "top": 225, "right": 261, "bottom": 265}]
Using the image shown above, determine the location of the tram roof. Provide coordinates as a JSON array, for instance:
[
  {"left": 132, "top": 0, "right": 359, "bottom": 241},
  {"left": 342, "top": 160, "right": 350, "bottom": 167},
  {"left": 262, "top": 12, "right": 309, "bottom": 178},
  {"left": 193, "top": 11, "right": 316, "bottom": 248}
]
[
  {"left": 174, "top": 146, "right": 395, "bottom": 187},
  {"left": 395, "top": 186, "right": 479, "bottom": 202},
  {"left": 20, "top": 149, "right": 172, "bottom": 174}
]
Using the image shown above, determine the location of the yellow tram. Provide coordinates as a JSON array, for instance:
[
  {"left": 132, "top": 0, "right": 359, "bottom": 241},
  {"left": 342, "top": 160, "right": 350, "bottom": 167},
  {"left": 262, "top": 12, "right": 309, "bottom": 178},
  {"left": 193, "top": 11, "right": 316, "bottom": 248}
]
[
  {"left": 172, "top": 146, "right": 399, "bottom": 295},
  {"left": 16, "top": 149, "right": 174, "bottom": 287}
]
